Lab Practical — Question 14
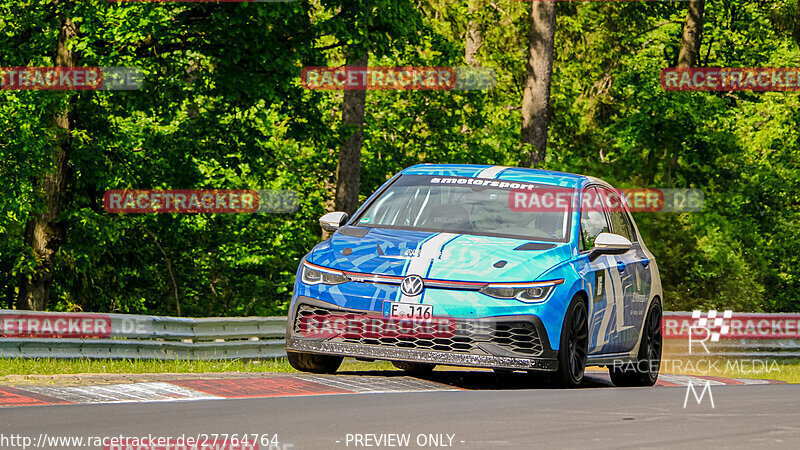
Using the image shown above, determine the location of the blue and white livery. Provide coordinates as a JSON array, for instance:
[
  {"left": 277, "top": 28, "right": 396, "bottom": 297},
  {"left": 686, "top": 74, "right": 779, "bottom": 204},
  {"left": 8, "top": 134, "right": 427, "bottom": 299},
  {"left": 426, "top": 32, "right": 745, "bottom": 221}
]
[{"left": 286, "top": 164, "right": 663, "bottom": 387}]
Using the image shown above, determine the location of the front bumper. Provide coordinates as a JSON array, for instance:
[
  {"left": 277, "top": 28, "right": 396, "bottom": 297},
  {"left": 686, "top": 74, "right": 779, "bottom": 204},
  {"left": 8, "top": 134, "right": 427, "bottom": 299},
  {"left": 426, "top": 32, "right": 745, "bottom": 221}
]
[{"left": 286, "top": 296, "right": 559, "bottom": 372}]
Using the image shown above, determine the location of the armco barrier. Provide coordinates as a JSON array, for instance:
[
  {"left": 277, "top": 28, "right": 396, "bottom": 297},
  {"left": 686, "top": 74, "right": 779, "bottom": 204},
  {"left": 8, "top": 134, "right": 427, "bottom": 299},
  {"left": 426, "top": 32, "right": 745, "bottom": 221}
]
[
  {"left": 0, "top": 310, "right": 287, "bottom": 360},
  {"left": 0, "top": 310, "right": 798, "bottom": 360}
]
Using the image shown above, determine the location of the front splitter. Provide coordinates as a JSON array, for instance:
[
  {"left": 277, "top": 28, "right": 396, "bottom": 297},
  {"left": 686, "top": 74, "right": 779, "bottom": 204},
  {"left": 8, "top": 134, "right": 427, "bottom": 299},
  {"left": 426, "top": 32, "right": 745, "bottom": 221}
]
[{"left": 287, "top": 338, "right": 558, "bottom": 372}]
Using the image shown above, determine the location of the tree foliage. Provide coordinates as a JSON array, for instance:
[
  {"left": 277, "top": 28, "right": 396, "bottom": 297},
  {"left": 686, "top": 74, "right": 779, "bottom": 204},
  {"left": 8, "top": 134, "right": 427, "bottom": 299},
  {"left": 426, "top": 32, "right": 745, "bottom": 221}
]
[{"left": 1, "top": 0, "right": 798, "bottom": 315}]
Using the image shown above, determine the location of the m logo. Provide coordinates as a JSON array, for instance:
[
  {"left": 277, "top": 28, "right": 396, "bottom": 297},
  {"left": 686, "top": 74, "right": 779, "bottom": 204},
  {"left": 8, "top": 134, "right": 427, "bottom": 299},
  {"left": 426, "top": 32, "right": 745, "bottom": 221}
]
[
  {"left": 401, "top": 275, "right": 425, "bottom": 297},
  {"left": 684, "top": 380, "right": 715, "bottom": 408}
]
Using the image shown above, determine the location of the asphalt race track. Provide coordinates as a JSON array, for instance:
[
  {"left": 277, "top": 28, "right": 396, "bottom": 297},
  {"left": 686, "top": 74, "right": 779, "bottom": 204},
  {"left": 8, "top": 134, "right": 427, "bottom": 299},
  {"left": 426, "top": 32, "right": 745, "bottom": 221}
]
[{"left": 0, "top": 370, "right": 797, "bottom": 449}]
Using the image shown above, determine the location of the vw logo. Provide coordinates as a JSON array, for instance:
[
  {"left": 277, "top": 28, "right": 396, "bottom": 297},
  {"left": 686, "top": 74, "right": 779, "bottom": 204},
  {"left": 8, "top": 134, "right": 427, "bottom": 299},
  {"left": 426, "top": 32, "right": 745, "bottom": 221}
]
[{"left": 400, "top": 275, "right": 424, "bottom": 297}]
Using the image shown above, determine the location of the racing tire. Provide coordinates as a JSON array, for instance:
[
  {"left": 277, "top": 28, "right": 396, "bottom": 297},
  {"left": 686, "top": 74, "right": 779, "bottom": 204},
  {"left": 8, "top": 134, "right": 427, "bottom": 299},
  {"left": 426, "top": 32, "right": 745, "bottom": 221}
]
[
  {"left": 553, "top": 297, "right": 589, "bottom": 388},
  {"left": 287, "top": 351, "right": 343, "bottom": 374},
  {"left": 609, "top": 300, "right": 662, "bottom": 387},
  {"left": 391, "top": 361, "right": 436, "bottom": 376}
]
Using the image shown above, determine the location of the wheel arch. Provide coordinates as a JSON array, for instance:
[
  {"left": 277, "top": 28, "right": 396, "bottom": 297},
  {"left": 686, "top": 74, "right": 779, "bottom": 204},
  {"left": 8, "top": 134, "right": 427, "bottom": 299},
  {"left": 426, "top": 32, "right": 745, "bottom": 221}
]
[
  {"left": 547, "top": 285, "right": 590, "bottom": 352},
  {"left": 629, "top": 293, "right": 663, "bottom": 358}
]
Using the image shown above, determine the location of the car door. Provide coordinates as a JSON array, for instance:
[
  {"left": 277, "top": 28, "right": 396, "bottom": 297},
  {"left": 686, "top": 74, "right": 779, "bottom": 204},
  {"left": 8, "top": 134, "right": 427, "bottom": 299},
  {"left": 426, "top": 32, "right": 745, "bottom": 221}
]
[
  {"left": 599, "top": 187, "right": 651, "bottom": 352},
  {"left": 578, "top": 186, "right": 623, "bottom": 355}
]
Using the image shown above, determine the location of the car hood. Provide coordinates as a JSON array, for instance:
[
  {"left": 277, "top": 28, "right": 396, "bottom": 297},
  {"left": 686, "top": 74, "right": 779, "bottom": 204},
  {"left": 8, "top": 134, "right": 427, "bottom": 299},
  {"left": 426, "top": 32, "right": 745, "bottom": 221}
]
[{"left": 308, "top": 226, "right": 573, "bottom": 282}]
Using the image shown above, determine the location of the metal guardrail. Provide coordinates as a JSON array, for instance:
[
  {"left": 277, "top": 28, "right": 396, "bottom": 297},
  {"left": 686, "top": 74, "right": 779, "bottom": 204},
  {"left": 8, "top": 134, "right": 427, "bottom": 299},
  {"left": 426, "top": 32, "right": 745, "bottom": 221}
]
[
  {"left": 0, "top": 310, "right": 288, "bottom": 360},
  {"left": 0, "top": 310, "right": 798, "bottom": 360}
]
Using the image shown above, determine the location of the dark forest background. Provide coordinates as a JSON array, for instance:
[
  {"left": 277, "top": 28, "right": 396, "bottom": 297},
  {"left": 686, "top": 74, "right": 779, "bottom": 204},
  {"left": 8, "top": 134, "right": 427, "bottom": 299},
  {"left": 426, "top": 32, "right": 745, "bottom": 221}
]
[{"left": 1, "top": 0, "right": 798, "bottom": 316}]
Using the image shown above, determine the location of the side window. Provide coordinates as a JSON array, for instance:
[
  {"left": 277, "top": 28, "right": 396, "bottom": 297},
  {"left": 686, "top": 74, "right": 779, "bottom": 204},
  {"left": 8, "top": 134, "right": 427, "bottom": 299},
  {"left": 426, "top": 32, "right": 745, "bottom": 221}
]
[
  {"left": 600, "top": 188, "right": 634, "bottom": 241},
  {"left": 622, "top": 211, "right": 637, "bottom": 242},
  {"left": 580, "top": 187, "right": 610, "bottom": 251}
]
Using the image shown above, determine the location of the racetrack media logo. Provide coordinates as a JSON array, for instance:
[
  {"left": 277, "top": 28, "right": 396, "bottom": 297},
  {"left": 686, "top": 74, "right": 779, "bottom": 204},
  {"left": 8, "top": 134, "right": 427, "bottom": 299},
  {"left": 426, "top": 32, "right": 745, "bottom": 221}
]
[
  {"left": 301, "top": 66, "right": 496, "bottom": 91},
  {"left": 103, "top": 189, "right": 298, "bottom": 214},
  {"left": 688, "top": 310, "right": 732, "bottom": 354},
  {"left": 682, "top": 310, "right": 731, "bottom": 409},
  {"left": 661, "top": 67, "right": 800, "bottom": 92},
  {"left": 659, "top": 311, "right": 782, "bottom": 377},
  {"left": 1, "top": 67, "right": 142, "bottom": 90}
]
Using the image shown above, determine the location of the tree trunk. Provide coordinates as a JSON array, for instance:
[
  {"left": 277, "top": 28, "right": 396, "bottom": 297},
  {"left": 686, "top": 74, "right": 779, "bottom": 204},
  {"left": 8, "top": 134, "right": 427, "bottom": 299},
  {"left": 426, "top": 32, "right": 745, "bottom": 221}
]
[
  {"left": 16, "top": 17, "right": 76, "bottom": 310},
  {"left": 334, "top": 52, "right": 368, "bottom": 217},
  {"left": 144, "top": 228, "right": 181, "bottom": 316},
  {"left": 677, "top": 0, "right": 706, "bottom": 68},
  {"left": 520, "top": 1, "right": 556, "bottom": 168},
  {"left": 465, "top": 0, "right": 484, "bottom": 67},
  {"left": 794, "top": 5, "right": 800, "bottom": 47}
]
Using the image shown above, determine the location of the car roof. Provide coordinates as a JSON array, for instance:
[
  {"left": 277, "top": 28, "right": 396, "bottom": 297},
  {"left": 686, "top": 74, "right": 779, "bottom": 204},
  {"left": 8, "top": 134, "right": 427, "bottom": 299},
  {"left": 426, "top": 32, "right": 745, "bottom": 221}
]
[{"left": 400, "top": 164, "right": 594, "bottom": 189}]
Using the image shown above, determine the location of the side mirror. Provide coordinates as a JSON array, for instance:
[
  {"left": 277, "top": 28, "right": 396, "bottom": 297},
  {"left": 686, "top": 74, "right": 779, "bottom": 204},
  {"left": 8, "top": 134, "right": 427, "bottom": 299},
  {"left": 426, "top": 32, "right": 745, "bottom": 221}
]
[
  {"left": 319, "top": 211, "right": 349, "bottom": 232},
  {"left": 588, "top": 232, "right": 632, "bottom": 261}
]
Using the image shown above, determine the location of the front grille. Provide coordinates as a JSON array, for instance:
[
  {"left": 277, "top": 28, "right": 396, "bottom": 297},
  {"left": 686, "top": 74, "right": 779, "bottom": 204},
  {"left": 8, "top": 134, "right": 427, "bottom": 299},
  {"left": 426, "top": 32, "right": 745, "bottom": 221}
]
[{"left": 293, "top": 303, "right": 543, "bottom": 357}]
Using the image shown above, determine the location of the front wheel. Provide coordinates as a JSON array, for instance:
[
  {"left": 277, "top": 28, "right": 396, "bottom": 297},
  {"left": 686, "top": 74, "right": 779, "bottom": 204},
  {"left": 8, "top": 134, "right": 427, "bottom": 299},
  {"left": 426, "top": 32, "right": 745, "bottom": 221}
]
[
  {"left": 609, "top": 300, "right": 662, "bottom": 387},
  {"left": 287, "top": 351, "right": 343, "bottom": 374},
  {"left": 553, "top": 297, "right": 588, "bottom": 388}
]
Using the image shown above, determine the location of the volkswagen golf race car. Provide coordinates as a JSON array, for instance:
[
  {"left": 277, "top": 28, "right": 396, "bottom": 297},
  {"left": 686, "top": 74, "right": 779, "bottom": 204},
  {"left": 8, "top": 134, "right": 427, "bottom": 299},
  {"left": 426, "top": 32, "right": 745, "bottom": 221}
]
[{"left": 286, "top": 164, "right": 663, "bottom": 387}]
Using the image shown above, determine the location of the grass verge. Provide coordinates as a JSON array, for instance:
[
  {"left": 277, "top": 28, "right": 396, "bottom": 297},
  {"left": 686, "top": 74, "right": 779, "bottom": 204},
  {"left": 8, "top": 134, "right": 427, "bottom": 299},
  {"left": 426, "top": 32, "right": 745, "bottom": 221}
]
[
  {"left": 0, "top": 357, "right": 797, "bottom": 383},
  {"left": 0, "top": 357, "right": 394, "bottom": 377},
  {"left": 664, "top": 357, "right": 800, "bottom": 383}
]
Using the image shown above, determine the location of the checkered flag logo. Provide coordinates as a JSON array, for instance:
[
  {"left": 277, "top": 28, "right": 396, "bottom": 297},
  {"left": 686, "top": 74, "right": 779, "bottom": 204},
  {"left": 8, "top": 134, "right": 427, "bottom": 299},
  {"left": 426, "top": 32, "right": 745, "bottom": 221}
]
[{"left": 692, "top": 310, "right": 733, "bottom": 341}]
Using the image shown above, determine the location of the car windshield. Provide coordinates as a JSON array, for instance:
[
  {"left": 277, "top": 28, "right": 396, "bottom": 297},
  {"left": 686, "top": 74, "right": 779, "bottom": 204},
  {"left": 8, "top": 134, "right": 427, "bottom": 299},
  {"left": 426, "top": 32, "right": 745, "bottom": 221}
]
[{"left": 355, "top": 174, "right": 572, "bottom": 242}]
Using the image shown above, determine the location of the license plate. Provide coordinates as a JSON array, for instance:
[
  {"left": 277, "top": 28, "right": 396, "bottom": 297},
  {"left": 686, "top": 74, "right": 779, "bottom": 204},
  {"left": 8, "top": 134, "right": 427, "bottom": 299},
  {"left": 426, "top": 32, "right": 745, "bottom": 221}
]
[{"left": 383, "top": 302, "right": 433, "bottom": 320}]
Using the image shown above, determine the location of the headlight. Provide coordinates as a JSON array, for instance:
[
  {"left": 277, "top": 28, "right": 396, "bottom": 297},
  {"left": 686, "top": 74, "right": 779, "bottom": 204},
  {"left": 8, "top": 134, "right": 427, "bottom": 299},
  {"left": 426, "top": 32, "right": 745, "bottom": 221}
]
[
  {"left": 301, "top": 262, "right": 349, "bottom": 285},
  {"left": 479, "top": 279, "right": 563, "bottom": 303}
]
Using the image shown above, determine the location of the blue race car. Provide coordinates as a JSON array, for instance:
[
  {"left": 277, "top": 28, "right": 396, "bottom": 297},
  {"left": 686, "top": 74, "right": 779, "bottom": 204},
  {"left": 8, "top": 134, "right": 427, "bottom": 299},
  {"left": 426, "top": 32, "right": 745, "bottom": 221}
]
[{"left": 286, "top": 164, "right": 663, "bottom": 387}]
